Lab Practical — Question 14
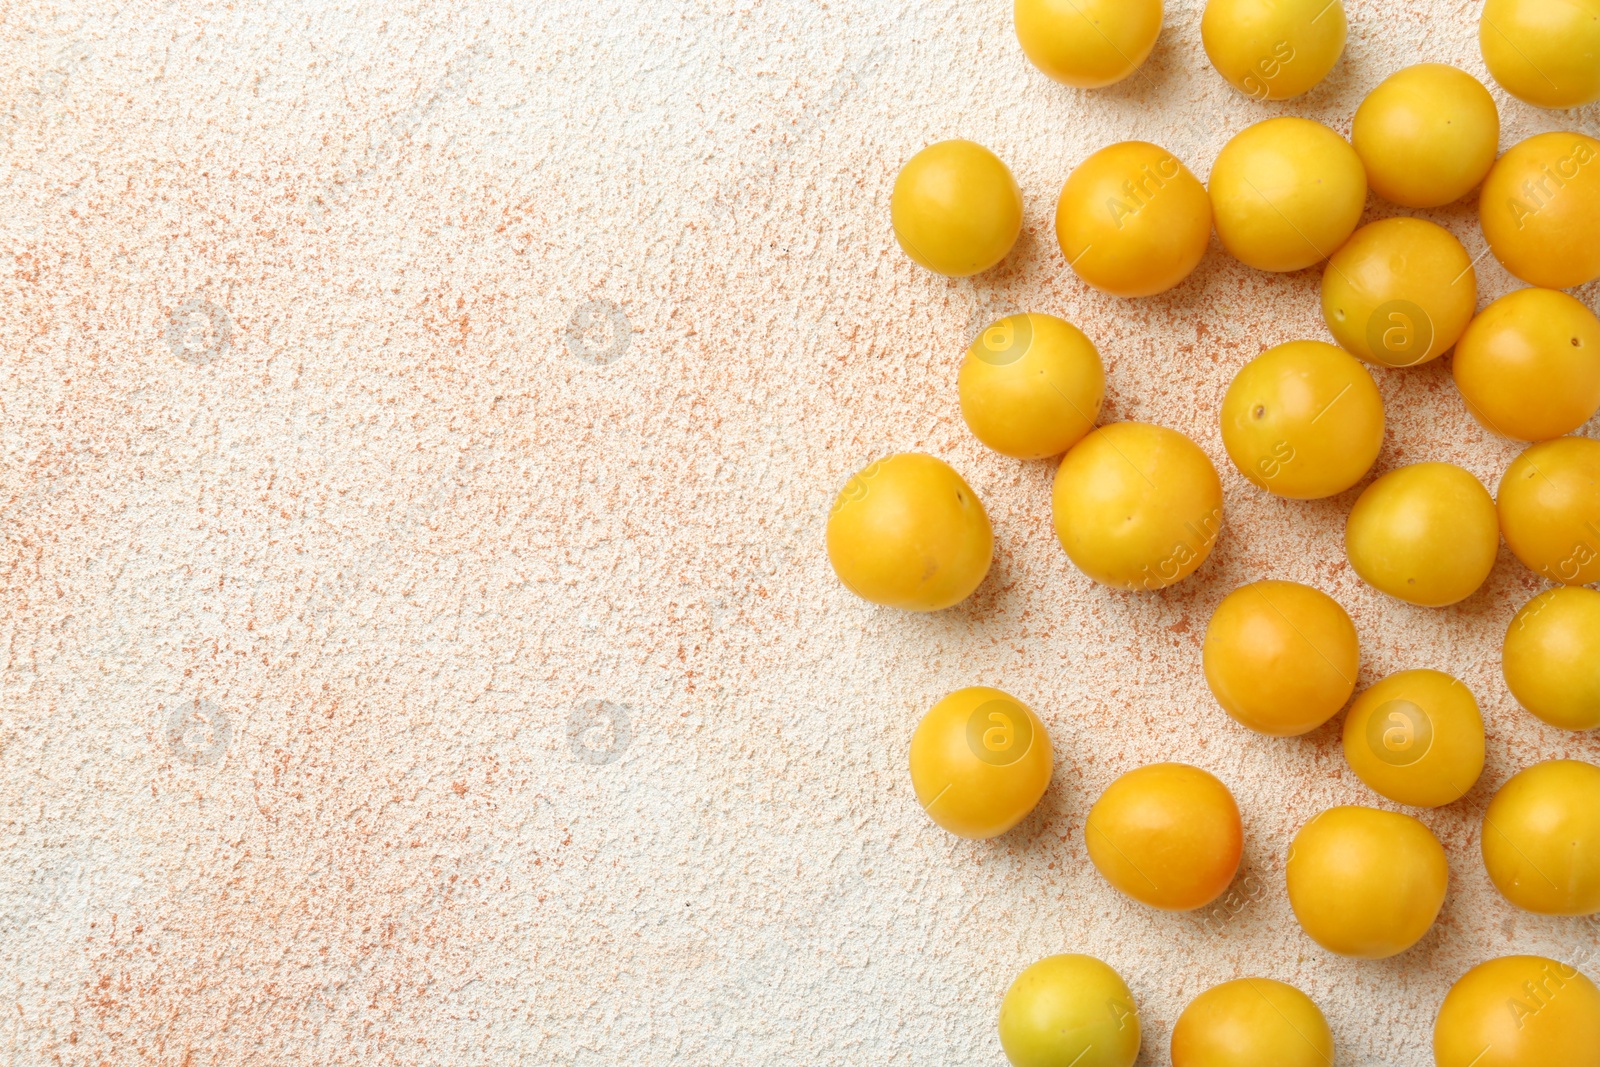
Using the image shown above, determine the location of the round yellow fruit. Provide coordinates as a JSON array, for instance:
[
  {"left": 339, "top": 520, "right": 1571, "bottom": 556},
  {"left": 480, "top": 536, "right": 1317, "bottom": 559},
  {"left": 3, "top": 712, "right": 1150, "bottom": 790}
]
[
  {"left": 999, "top": 954, "right": 1142, "bottom": 1067},
  {"left": 1435, "top": 956, "right": 1600, "bottom": 1067},
  {"left": 1351, "top": 63, "right": 1500, "bottom": 208},
  {"left": 1483, "top": 759, "right": 1600, "bottom": 915},
  {"left": 1286, "top": 805, "right": 1448, "bottom": 959},
  {"left": 1170, "top": 978, "right": 1335, "bottom": 1067},
  {"left": 959, "top": 313, "right": 1106, "bottom": 459},
  {"left": 1220, "top": 340, "right": 1384, "bottom": 498},
  {"left": 1014, "top": 0, "right": 1164, "bottom": 88},
  {"left": 1209, "top": 118, "right": 1366, "bottom": 273},
  {"left": 1453, "top": 288, "right": 1600, "bottom": 442},
  {"left": 1055, "top": 142, "right": 1213, "bottom": 298},
  {"left": 1201, "top": 0, "right": 1347, "bottom": 100},
  {"left": 1480, "top": 0, "right": 1600, "bottom": 109},
  {"left": 1203, "top": 580, "right": 1359, "bottom": 736},
  {"left": 1480, "top": 132, "right": 1600, "bottom": 290},
  {"left": 1344, "top": 462, "right": 1500, "bottom": 607},
  {"left": 892, "top": 140, "right": 1023, "bottom": 277},
  {"left": 1503, "top": 587, "right": 1600, "bottom": 731},
  {"left": 1321, "top": 217, "right": 1477, "bottom": 369},
  {"left": 1052, "top": 422, "right": 1223, "bottom": 591},
  {"left": 1085, "top": 763, "right": 1243, "bottom": 911},
  {"left": 1341, "top": 669, "right": 1485, "bottom": 807},
  {"left": 909, "top": 686, "right": 1054, "bottom": 839},
  {"left": 1497, "top": 436, "right": 1600, "bottom": 586},
  {"left": 826, "top": 453, "right": 993, "bottom": 610}
]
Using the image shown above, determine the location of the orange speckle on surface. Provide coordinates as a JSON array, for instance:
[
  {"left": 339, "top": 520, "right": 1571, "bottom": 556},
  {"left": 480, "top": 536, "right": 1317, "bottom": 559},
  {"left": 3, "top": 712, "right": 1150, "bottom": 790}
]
[{"left": 0, "top": 3, "right": 1568, "bottom": 1064}]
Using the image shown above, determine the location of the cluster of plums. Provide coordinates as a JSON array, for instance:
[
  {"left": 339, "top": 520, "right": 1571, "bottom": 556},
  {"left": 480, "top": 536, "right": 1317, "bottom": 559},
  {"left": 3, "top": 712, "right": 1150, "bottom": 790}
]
[{"left": 823, "top": 1, "right": 1600, "bottom": 1064}]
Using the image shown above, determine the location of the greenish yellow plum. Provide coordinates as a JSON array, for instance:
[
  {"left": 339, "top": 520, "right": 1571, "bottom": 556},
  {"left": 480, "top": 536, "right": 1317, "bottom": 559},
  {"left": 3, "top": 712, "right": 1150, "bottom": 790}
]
[
  {"left": 999, "top": 954, "right": 1141, "bottom": 1067},
  {"left": 1344, "top": 463, "right": 1499, "bottom": 607}
]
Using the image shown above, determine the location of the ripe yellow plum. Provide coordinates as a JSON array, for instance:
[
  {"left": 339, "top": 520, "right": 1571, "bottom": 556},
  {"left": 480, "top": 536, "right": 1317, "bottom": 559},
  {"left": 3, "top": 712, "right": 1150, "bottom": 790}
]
[
  {"left": 1085, "top": 763, "right": 1243, "bottom": 911},
  {"left": 999, "top": 954, "right": 1142, "bottom": 1067},
  {"left": 1497, "top": 436, "right": 1600, "bottom": 586},
  {"left": 1203, "top": 580, "right": 1359, "bottom": 737},
  {"left": 1014, "top": 0, "right": 1164, "bottom": 88},
  {"left": 1352, "top": 64, "right": 1499, "bottom": 208},
  {"left": 909, "top": 686, "right": 1055, "bottom": 840},
  {"left": 1321, "top": 218, "right": 1476, "bottom": 369},
  {"left": 1052, "top": 423, "right": 1223, "bottom": 591},
  {"left": 1479, "top": 132, "right": 1600, "bottom": 290},
  {"left": 1056, "top": 142, "right": 1213, "bottom": 298},
  {"left": 1344, "top": 462, "right": 1499, "bottom": 607},
  {"left": 892, "top": 140, "right": 1023, "bottom": 277},
  {"left": 1171, "top": 978, "right": 1335, "bottom": 1067},
  {"left": 1287, "top": 805, "right": 1448, "bottom": 959},
  {"left": 1480, "top": 0, "right": 1600, "bottom": 109},
  {"left": 1482, "top": 760, "right": 1600, "bottom": 915},
  {"left": 1210, "top": 118, "right": 1366, "bottom": 273},
  {"left": 959, "top": 313, "right": 1105, "bottom": 460},
  {"left": 1340, "top": 669, "right": 1485, "bottom": 807},
  {"left": 1503, "top": 587, "right": 1600, "bottom": 731},
  {"left": 1219, "top": 340, "right": 1384, "bottom": 498},
  {"left": 826, "top": 453, "right": 993, "bottom": 610},
  {"left": 1453, "top": 288, "right": 1600, "bottom": 442},
  {"left": 1202, "top": 0, "right": 1347, "bottom": 100},
  {"left": 1435, "top": 956, "right": 1600, "bottom": 1067}
]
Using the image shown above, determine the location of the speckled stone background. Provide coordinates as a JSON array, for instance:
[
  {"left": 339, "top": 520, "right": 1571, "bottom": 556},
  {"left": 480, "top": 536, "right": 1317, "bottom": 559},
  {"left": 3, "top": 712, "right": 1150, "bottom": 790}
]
[{"left": 2, "top": 0, "right": 1598, "bottom": 1063}]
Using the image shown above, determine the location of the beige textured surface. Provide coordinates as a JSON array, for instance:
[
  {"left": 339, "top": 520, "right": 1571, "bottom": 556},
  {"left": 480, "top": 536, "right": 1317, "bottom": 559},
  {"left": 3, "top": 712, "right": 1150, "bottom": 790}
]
[{"left": 2, "top": 0, "right": 1599, "bottom": 1063}]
